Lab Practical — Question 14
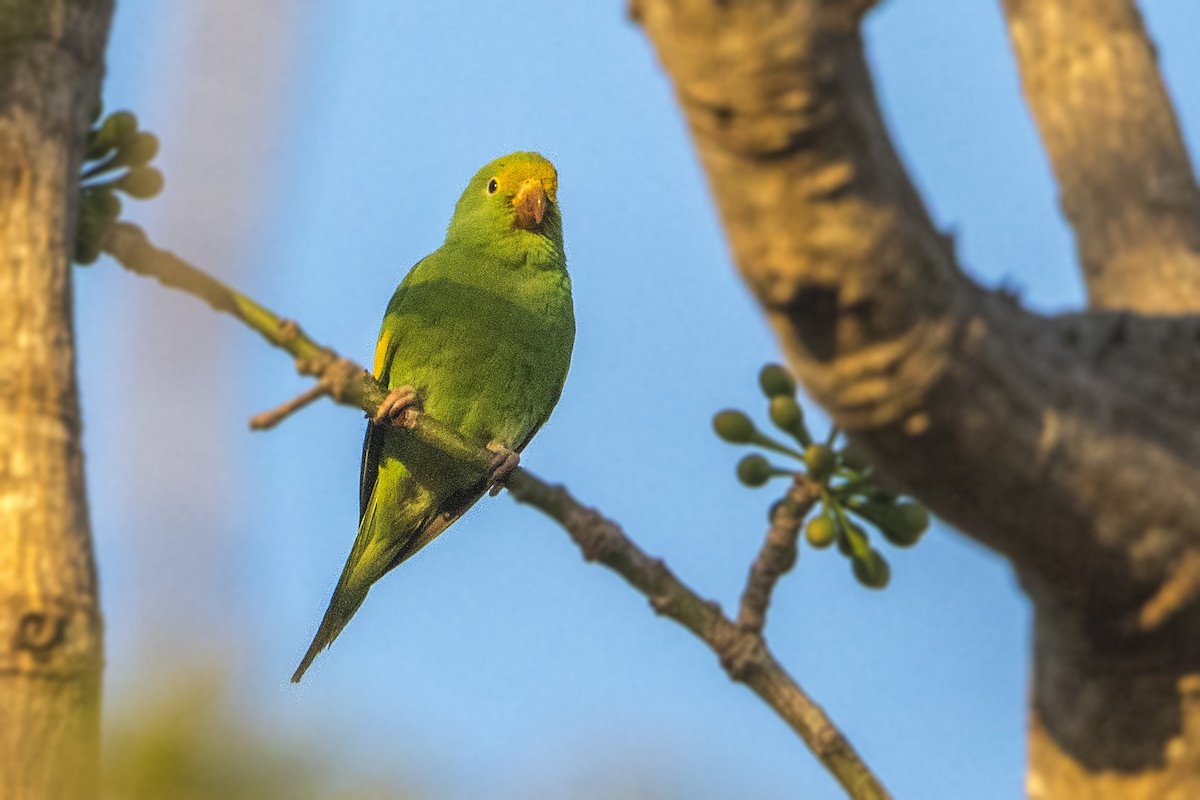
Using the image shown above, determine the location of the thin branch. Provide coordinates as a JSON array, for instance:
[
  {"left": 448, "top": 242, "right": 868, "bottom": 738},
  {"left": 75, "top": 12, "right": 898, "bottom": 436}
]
[
  {"left": 508, "top": 475, "right": 889, "bottom": 799},
  {"left": 249, "top": 383, "right": 330, "bottom": 430},
  {"left": 103, "top": 222, "right": 391, "bottom": 415},
  {"left": 737, "top": 477, "right": 819, "bottom": 633},
  {"left": 98, "top": 222, "right": 890, "bottom": 798},
  {"left": 1000, "top": 0, "right": 1200, "bottom": 311}
]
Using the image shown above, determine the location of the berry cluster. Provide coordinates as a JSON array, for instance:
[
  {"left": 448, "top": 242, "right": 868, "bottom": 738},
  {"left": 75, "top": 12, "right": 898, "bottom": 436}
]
[
  {"left": 713, "top": 364, "right": 930, "bottom": 589},
  {"left": 75, "top": 108, "right": 164, "bottom": 264}
]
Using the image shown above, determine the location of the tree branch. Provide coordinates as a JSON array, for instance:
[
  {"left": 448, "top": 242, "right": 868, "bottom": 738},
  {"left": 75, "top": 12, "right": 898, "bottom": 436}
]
[
  {"left": 97, "top": 223, "right": 890, "bottom": 799},
  {"left": 737, "top": 477, "right": 818, "bottom": 633},
  {"left": 635, "top": 0, "right": 1200, "bottom": 618},
  {"left": 509, "top": 476, "right": 888, "bottom": 799},
  {"left": 1000, "top": 0, "right": 1200, "bottom": 311}
]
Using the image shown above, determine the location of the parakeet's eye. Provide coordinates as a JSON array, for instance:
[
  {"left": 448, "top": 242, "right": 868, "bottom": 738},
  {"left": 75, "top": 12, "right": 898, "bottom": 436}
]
[{"left": 487, "top": 178, "right": 499, "bottom": 194}]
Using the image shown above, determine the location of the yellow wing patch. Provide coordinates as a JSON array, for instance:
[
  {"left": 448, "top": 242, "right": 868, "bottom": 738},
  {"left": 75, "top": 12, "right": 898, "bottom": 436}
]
[{"left": 373, "top": 330, "right": 391, "bottom": 379}]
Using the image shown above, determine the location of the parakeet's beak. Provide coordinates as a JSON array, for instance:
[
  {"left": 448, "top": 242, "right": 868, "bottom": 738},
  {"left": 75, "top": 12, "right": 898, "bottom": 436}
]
[{"left": 513, "top": 179, "right": 548, "bottom": 231}]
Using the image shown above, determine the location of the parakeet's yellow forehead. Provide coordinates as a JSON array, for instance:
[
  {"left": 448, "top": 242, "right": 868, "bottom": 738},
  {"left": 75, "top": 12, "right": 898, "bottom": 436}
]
[{"left": 487, "top": 154, "right": 558, "bottom": 203}]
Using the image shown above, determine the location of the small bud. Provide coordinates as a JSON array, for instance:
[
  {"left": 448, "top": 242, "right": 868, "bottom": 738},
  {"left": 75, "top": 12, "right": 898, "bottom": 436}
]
[
  {"left": 758, "top": 364, "right": 796, "bottom": 398},
  {"left": 878, "top": 503, "right": 930, "bottom": 547},
  {"left": 865, "top": 487, "right": 899, "bottom": 504},
  {"left": 85, "top": 189, "right": 122, "bottom": 221},
  {"left": 862, "top": 472, "right": 902, "bottom": 504},
  {"left": 123, "top": 132, "right": 159, "bottom": 166},
  {"left": 74, "top": 237, "right": 101, "bottom": 265},
  {"left": 116, "top": 166, "right": 164, "bottom": 199},
  {"left": 90, "top": 111, "right": 137, "bottom": 157},
  {"left": 846, "top": 498, "right": 929, "bottom": 547},
  {"left": 804, "top": 444, "right": 836, "bottom": 482},
  {"left": 736, "top": 454, "right": 773, "bottom": 487},
  {"left": 839, "top": 442, "right": 872, "bottom": 472},
  {"left": 769, "top": 395, "right": 803, "bottom": 432},
  {"left": 713, "top": 409, "right": 756, "bottom": 444},
  {"left": 805, "top": 515, "right": 837, "bottom": 548},
  {"left": 852, "top": 550, "right": 891, "bottom": 589}
]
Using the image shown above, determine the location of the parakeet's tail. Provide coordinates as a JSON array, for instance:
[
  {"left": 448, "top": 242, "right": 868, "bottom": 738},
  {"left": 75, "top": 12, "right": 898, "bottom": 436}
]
[
  {"left": 291, "top": 583, "right": 366, "bottom": 683},
  {"left": 292, "top": 468, "right": 433, "bottom": 683},
  {"left": 291, "top": 534, "right": 380, "bottom": 682}
]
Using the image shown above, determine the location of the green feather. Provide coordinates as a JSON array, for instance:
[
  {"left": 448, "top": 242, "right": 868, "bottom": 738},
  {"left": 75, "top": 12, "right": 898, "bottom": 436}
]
[{"left": 293, "top": 152, "right": 575, "bottom": 682}]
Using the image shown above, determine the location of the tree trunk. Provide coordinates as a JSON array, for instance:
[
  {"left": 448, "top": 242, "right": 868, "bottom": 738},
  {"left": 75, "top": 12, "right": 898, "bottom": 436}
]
[
  {"left": 635, "top": 0, "right": 1200, "bottom": 795},
  {"left": 0, "top": 3, "right": 114, "bottom": 798},
  {"left": 1028, "top": 591, "right": 1200, "bottom": 799}
]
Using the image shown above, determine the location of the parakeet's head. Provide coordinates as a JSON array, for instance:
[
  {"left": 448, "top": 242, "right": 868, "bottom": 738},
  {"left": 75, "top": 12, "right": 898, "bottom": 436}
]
[{"left": 446, "top": 152, "right": 563, "bottom": 259}]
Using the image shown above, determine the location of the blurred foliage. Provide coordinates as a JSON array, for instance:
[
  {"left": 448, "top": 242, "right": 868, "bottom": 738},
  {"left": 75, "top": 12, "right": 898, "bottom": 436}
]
[
  {"left": 101, "top": 665, "right": 683, "bottom": 800},
  {"left": 102, "top": 670, "right": 421, "bottom": 800},
  {"left": 75, "top": 106, "right": 164, "bottom": 265}
]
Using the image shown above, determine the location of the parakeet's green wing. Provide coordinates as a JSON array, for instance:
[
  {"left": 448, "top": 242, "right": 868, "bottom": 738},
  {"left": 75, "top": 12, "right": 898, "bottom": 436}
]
[
  {"left": 359, "top": 274, "right": 412, "bottom": 520},
  {"left": 359, "top": 420, "right": 385, "bottom": 519},
  {"left": 356, "top": 273, "right": 489, "bottom": 571}
]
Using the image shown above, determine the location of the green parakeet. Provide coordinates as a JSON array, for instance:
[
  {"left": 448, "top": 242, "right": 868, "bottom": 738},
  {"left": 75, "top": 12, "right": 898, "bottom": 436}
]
[{"left": 292, "top": 152, "right": 575, "bottom": 682}]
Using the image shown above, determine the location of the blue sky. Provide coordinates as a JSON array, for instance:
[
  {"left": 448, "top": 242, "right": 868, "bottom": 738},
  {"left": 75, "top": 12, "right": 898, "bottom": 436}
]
[{"left": 80, "top": 3, "right": 1200, "bottom": 798}]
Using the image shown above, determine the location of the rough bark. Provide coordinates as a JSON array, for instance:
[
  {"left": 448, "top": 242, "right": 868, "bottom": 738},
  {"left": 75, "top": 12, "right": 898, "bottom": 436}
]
[
  {"left": 0, "top": 3, "right": 113, "bottom": 799},
  {"left": 1001, "top": 0, "right": 1200, "bottom": 312},
  {"left": 1001, "top": 2, "right": 1200, "bottom": 796},
  {"left": 634, "top": 0, "right": 1200, "bottom": 796}
]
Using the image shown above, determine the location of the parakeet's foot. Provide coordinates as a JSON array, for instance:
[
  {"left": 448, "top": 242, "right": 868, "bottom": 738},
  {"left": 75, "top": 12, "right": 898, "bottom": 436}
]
[
  {"left": 374, "top": 386, "right": 420, "bottom": 426},
  {"left": 486, "top": 441, "right": 520, "bottom": 497}
]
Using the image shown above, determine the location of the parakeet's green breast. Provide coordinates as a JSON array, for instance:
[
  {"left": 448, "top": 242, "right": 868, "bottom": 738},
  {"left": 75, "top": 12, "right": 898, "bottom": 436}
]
[{"left": 377, "top": 151, "right": 574, "bottom": 456}]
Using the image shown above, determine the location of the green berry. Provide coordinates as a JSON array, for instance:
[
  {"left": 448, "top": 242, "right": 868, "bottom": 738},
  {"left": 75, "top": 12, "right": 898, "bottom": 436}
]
[
  {"left": 116, "top": 166, "right": 164, "bottom": 199},
  {"left": 844, "top": 496, "right": 926, "bottom": 546},
  {"left": 122, "top": 132, "right": 159, "bottom": 166},
  {"left": 852, "top": 550, "right": 891, "bottom": 589},
  {"left": 877, "top": 503, "right": 930, "bottom": 547},
  {"left": 859, "top": 475, "right": 900, "bottom": 503},
  {"left": 839, "top": 442, "right": 872, "bottom": 472},
  {"left": 74, "top": 237, "right": 101, "bottom": 265},
  {"left": 805, "top": 515, "right": 837, "bottom": 548},
  {"left": 85, "top": 189, "right": 122, "bottom": 221},
  {"left": 804, "top": 444, "right": 836, "bottom": 482},
  {"left": 713, "top": 409, "right": 756, "bottom": 444},
  {"left": 769, "top": 395, "right": 803, "bottom": 431},
  {"left": 736, "top": 454, "right": 773, "bottom": 487},
  {"left": 758, "top": 364, "right": 796, "bottom": 398},
  {"left": 90, "top": 111, "right": 137, "bottom": 157},
  {"left": 108, "top": 111, "right": 138, "bottom": 141}
]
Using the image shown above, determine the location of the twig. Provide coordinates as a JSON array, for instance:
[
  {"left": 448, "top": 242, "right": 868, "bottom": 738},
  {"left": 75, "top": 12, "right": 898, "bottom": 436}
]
[
  {"left": 738, "top": 478, "right": 820, "bottom": 633},
  {"left": 97, "top": 221, "right": 891, "bottom": 799},
  {"left": 249, "top": 383, "right": 329, "bottom": 430},
  {"left": 250, "top": 358, "right": 366, "bottom": 430}
]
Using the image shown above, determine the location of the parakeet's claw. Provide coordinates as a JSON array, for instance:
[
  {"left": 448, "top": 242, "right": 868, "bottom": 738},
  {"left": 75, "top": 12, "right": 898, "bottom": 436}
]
[
  {"left": 485, "top": 441, "right": 520, "bottom": 497},
  {"left": 374, "top": 385, "right": 420, "bottom": 426}
]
